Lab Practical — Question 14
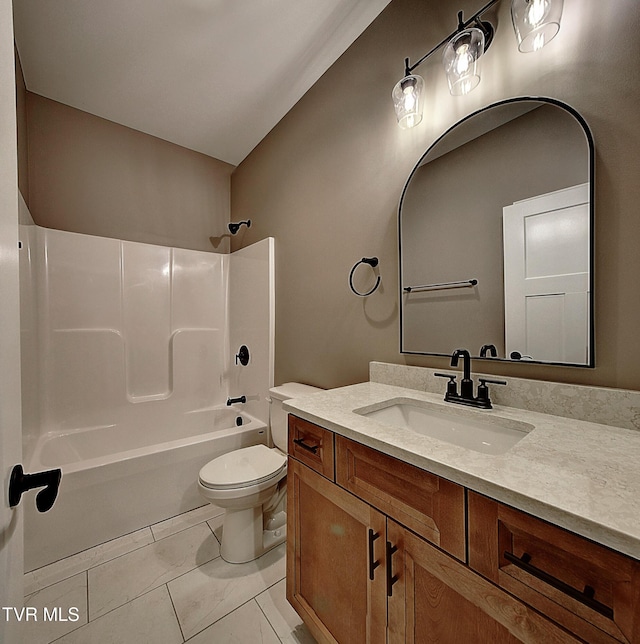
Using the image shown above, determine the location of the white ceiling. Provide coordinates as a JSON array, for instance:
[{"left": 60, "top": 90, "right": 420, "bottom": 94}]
[{"left": 13, "top": 0, "right": 392, "bottom": 166}]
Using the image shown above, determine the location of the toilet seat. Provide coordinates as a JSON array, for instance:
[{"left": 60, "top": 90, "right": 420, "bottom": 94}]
[{"left": 199, "top": 444, "right": 286, "bottom": 490}]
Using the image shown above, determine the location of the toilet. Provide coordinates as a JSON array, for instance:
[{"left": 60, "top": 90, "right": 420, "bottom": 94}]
[{"left": 198, "top": 382, "right": 322, "bottom": 563}]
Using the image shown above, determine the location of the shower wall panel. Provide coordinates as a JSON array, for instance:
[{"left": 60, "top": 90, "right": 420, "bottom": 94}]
[
  {"left": 228, "top": 238, "right": 275, "bottom": 427},
  {"left": 19, "top": 223, "right": 274, "bottom": 464},
  {"left": 45, "top": 230, "right": 124, "bottom": 432},
  {"left": 122, "top": 242, "right": 172, "bottom": 400},
  {"left": 24, "top": 227, "right": 227, "bottom": 439}
]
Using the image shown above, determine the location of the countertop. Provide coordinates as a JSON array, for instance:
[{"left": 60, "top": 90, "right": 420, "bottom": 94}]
[{"left": 284, "top": 381, "right": 640, "bottom": 561}]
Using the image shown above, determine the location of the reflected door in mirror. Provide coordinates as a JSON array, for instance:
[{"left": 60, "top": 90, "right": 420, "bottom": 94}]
[{"left": 503, "top": 183, "right": 590, "bottom": 363}]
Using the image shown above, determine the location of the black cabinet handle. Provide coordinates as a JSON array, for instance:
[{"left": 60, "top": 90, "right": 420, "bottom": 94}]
[
  {"left": 9, "top": 464, "right": 62, "bottom": 513},
  {"left": 293, "top": 438, "right": 319, "bottom": 454},
  {"left": 368, "top": 529, "right": 380, "bottom": 581},
  {"left": 503, "top": 551, "right": 614, "bottom": 619},
  {"left": 386, "top": 541, "right": 399, "bottom": 597}
]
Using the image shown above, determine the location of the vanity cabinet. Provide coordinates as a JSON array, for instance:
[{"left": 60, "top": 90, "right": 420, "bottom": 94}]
[{"left": 287, "top": 415, "right": 584, "bottom": 643}]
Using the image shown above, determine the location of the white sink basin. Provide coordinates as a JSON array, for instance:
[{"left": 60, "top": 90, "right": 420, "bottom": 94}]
[{"left": 356, "top": 399, "right": 533, "bottom": 455}]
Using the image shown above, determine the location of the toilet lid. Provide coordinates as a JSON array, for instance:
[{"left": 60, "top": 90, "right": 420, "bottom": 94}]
[{"left": 199, "top": 444, "right": 287, "bottom": 490}]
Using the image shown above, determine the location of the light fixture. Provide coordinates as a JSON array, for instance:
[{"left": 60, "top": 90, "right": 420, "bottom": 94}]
[
  {"left": 511, "top": 0, "right": 564, "bottom": 52},
  {"left": 442, "top": 15, "right": 491, "bottom": 96},
  {"left": 393, "top": 0, "right": 563, "bottom": 128},
  {"left": 392, "top": 73, "right": 425, "bottom": 129}
]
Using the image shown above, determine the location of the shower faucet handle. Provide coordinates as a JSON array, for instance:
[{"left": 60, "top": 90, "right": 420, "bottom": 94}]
[{"left": 235, "top": 345, "right": 250, "bottom": 366}]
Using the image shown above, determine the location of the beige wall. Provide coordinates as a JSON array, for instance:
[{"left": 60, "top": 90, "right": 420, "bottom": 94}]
[
  {"left": 231, "top": 0, "right": 640, "bottom": 391},
  {"left": 26, "top": 93, "right": 234, "bottom": 252}
]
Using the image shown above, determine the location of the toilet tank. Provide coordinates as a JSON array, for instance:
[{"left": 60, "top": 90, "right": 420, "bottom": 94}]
[{"left": 268, "top": 382, "right": 323, "bottom": 451}]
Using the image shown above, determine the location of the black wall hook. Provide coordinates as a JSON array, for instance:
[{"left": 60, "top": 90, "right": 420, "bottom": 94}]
[
  {"left": 9, "top": 464, "right": 62, "bottom": 513},
  {"left": 349, "top": 257, "right": 381, "bottom": 297}
]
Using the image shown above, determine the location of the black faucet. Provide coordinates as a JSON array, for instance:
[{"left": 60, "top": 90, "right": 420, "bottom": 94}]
[
  {"left": 451, "top": 349, "right": 474, "bottom": 399},
  {"left": 226, "top": 395, "right": 247, "bottom": 406},
  {"left": 435, "top": 348, "right": 506, "bottom": 409},
  {"left": 479, "top": 344, "right": 498, "bottom": 358}
]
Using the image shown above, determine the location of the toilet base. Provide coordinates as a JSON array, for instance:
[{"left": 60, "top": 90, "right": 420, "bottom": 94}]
[{"left": 218, "top": 506, "right": 287, "bottom": 564}]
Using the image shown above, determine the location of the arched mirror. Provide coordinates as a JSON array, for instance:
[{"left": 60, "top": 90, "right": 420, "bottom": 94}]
[{"left": 399, "top": 97, "right": 594, "bottom": 366}]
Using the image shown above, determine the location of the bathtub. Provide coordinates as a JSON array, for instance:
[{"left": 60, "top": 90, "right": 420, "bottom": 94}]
[{"left": 24, "top": 408, "right": 268, "bottom": 572}]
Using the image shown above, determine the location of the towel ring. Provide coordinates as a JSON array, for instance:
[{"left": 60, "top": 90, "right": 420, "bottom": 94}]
[{"left": 349, "top": 257, "right": 381, "bottom": 297}]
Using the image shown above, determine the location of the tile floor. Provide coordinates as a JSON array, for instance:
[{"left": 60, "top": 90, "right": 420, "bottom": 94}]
[{"left": 22, "top": 504, "right": 316, "bottom": 643}]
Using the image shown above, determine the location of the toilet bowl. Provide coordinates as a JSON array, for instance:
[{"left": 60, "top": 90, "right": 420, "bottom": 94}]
[{"left": 198, "top": 382, "right": 322, "bottom": 563}]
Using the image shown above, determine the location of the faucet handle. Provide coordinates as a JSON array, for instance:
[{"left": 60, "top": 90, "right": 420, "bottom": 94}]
[
  {"left": 476, "top": 378, "right": 507, "bottom": 407},
  {"left": 434, "top": 372, "right": 456, "bottom": 379},
  {"left": 434, "top": 372, "right": 458, "bottom": 398},
  {"left": 478, "top": 378, "right": 507, "bottom": 386},
  {"left": 235, "top": 345, "right": 250, "bottom": 366}
]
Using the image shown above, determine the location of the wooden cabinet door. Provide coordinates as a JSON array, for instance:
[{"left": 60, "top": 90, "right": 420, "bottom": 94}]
[
  {"left": 287, "top": 457, "right": 387, "bottom": 644},
  {"left": 386, "top": 519, "right": 581, "bottom": 644}
]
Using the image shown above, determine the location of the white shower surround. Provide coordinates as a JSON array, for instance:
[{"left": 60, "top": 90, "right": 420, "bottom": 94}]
[{"left": 19, "top": 224, "right": 275, "bottom": 571}]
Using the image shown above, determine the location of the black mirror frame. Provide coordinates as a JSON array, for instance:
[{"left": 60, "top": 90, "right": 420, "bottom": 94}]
[{"left": 398, "top": 96, "right": 595, "bottom": 367}]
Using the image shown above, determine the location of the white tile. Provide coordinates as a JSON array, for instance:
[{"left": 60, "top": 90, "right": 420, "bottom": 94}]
[
  {"left": 151, "top": 503, "right": 224, "bottom": 541},
  {"left": 168, "top": 543, "right": 286, "bottom": 640},
  {"left": 89, "top": 522, "right": 219, "bottom": 619},
  {"left": 256, "top": 579, "right": 316, "bottom": 643},
  {"left": 23, "top": 572, "right": 88, "bottom": 644},
  {"left": 55, "top": 585, "right": 183, "bottom": 644},
  {"left": 25, "top": 527, "right": 154, "bottom": 596},
  {"left": 186, "top": 599, "right": 280, "bottom": 644}
]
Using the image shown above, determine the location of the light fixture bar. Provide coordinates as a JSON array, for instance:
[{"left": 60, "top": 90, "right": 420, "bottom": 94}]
[{"left": 404, "top": 0, "right": 501, "bottom": 76}]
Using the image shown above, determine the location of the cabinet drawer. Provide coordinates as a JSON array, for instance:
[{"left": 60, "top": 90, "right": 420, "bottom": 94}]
[
  {"left": 335, "top": 435, "right": 466, "bottom": 562},
  {"left": 468, "top": 492, "right": 640, "bottom": 644},
  {"left": 288, "top": 415, "right": 335, "bottom": 480}
]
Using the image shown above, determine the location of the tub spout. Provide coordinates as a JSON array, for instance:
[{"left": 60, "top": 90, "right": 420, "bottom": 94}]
[{"left": 227, "top": 395, "right": 247, "bottom": 406}]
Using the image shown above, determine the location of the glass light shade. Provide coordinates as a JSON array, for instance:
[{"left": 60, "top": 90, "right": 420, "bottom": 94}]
[
  {"left": 392, "top": 74, "right": 425, "bottom": 129},
  {"left": 443, "top": 27, "right": 485, "bottom": 96},
  {"left": 511, "top": 0, "right": 564, "bottom": 53}
]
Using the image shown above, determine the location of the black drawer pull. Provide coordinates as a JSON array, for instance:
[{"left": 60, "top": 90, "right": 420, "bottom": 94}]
[
  {"left": 368, "top": 529, "right": 380, "bottom": 581},
  {"left": 293, "top": 438, "right": 319, "bottom": 454},
  {"left": 503, "top": 551, "right": 614, "bottom": 619},
  {"left": 386, "top": 541, "right": 399, "bottom": 597}
]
